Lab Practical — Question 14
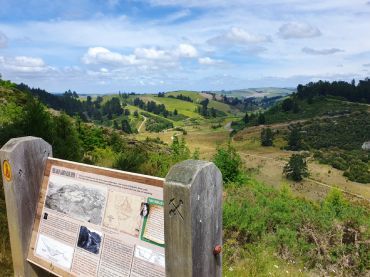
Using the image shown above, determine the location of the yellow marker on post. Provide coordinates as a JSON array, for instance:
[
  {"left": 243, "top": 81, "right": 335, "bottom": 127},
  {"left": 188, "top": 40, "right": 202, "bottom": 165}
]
[{"left": 3, "top": 160, "right": 12, "bottom": 182}]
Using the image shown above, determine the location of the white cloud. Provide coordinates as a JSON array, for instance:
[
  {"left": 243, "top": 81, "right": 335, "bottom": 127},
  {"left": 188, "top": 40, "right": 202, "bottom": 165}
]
[
  {"left": 198, "top": 57, "right": 222, "bottom": 65},
  {"left": 0, "top": 31, "right": 7, "bottom": 48},
  {"left": 302, "top": 47, "right": 343, "bottom": 55},
  {"left": 134, "top": 47, "right": 170, "bottom": 60},
  {"left": 278, "top": 22, "right": 321, "bottom": 39},
  {"left": 1, "top": 1, "right": 370, "bottom": 92},
  {"left": 82, "top": 47, "right": 137, "bottom": 66},
  {"left": 0, "top": 55, "right": 52, "bottom": 73},
  {"left": 209, "top": 27, "right": 270, "bottom": 46},
  {"left": 163, "top": 9, "right": 191, "bottom": 23},
  {"left": 176, "top": 43, "right": 198, "bottom": 58},
  {"left": 226, "top": 27, "right": 270, "bottom": 44}
]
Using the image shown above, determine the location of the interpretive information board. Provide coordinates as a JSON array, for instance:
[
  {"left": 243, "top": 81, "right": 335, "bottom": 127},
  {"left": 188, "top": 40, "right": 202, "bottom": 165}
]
[{"left": 27, "top": 158, "right": 165, "bottom": 277}]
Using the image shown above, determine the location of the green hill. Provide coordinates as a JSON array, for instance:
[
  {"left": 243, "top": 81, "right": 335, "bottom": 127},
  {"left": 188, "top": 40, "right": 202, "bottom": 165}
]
[
  {"left": 232, "top": 88, "right": 370, "bottom": 184},
  {"left": 262, "top": 97, "right": 368, "bottom": 124}
]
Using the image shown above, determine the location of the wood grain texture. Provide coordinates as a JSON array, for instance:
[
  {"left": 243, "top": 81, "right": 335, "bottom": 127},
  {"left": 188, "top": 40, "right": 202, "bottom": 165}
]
[
  {"left": 164, "top": 160, "right": 223, "bottom": 277},
  {"left": 0, "top": 136, "right": 52, "bottom": 277}
]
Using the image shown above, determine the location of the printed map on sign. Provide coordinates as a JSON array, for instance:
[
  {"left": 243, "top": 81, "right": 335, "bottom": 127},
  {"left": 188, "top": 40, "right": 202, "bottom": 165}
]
[{"left": 103, "top": 190, "right": 145, "bottom": 237}]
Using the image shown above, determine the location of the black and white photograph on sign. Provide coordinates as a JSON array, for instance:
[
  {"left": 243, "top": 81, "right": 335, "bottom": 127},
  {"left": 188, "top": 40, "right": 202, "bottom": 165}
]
[
  {"left": 134, "top": 245, "right": 165, "bottom": 268},
  {"left": 35, "top": 234, "right": 74, "bottom": 270},
  {"left": 77, "top": 226, "right": 102, "bottom": 255},
  {"left": 45, "top": 176, "right": 107, "bottom": 225}
]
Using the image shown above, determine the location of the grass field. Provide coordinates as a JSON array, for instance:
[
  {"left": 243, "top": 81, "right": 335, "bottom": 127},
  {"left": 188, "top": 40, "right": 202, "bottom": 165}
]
[
  {"left": 166, "top": 90, "right": 204, "bottom": 102},
  {"left": 151, "top": 96, "right": 201, "bottom": 118}
]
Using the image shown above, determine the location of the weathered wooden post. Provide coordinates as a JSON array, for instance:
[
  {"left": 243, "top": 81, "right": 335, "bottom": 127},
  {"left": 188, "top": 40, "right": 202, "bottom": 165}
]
[
  {"left": 164, "top": 160, "right": 223, "bottom": 277},
  {"left": 0, "top": 137, "right": 52, "bottom": 277}
]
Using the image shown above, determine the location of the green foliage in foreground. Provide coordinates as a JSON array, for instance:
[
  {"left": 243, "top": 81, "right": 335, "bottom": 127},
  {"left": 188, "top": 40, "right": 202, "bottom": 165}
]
[
  {"left": 223, "top": 183, "right": 370, "bottom": 276},
  {"left": 113, "top": 135, "right": 193, "bottom": 178}
]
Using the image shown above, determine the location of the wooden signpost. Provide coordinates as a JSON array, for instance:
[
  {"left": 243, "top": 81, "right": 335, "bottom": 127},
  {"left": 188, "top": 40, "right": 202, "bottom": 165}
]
[{"left": 0, "top": 137, "right": 222, "bottom": 277}]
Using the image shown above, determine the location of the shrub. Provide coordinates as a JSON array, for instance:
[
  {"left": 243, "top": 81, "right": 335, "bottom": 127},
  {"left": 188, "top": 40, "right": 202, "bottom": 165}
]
[
  {"left": 213, "top": 143, "right": 243, "bottom": 184},
  {"left": 261, "top": 128, "right": 274, "bottom": 146},
  {"left": 344, "top": 160, "right": 370, "bottom": 183},
  {"left": 113, "top": 148, "right": 146, "bottom": 173}
]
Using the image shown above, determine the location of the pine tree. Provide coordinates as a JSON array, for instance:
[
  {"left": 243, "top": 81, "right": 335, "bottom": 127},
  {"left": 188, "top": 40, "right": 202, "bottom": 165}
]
[
  {"left": 287, "top": 126, "right": 303, "bottom": 150},
  {"left": 283, "top": 154, "right": 309, "bottom": 181},
  {"left": 261, "top": 128, "right": 274, "bottom": 146}
]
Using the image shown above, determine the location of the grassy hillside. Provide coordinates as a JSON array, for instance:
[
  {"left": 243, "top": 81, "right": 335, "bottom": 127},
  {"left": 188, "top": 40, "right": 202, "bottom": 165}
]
[
  {"left": 263, "top": 97, "right": 368, "bottom": 125},
  {"left": 141, "top": 95, "right": 201, "bottom": 118},
  {"left": 232, "top": 91, "right": 370, "bottom": 184},
  {"left": 166, "top": 90, "right": 204, "bottom": 102}
]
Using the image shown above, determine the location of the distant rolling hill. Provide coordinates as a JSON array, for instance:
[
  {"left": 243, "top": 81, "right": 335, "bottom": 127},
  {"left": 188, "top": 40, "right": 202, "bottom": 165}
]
[{"left": 211, "top": 87, "right": 295, "bottom": 99}]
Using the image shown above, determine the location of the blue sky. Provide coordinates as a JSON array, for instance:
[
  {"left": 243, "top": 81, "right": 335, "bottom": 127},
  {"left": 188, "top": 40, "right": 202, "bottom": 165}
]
[{"left": 0, "top": 0, "right": 370, "bottom": 93}]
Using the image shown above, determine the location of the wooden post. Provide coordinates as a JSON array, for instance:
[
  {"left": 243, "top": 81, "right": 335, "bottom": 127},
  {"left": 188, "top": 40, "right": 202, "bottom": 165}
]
[
  {"left": 164, "top": 160, "right": 223, "bottom": 277},
  {"left": 0, "top": 137, "right": 52, "bottom": 277}
]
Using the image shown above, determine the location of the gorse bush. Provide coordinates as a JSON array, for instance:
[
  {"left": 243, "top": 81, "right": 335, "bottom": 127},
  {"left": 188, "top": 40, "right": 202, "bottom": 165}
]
[
  {"left": 314, "top": 148, "right": 370, "bottom": 184},
  {"left": 113, "top": 148, "right": 147, "bottom": 173},
  {"left": 212, "top": 143, "right": 244, "bottom": 184},
  {"left": 223, "top": 182, "right": 370, "bottom": 276}
]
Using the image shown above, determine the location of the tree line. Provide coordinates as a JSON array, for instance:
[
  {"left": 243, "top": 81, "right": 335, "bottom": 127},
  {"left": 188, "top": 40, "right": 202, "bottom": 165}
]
[{"left": 297, "top": 78, "right": 370, "bottom": 103}]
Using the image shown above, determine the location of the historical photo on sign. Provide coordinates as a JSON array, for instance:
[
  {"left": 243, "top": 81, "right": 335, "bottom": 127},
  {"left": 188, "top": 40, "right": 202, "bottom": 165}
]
[
  {"left": 77, "top": 226, "right": 102, "bottom": 255},
  {"left": 35, "top": 234, "right": 74, "bottom": 270},
  {"left": 45, "top": 177, "right": 107, "bottom": 225},
  {"left": 134, "top": 245, "right": 165, "bottom": 268},
  {"left": 103, "top": 190, "right": 145, "bottom": 237}
]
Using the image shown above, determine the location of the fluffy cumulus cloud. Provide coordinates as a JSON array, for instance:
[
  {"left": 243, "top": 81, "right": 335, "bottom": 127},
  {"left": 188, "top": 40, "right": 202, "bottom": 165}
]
[
  {"left": 175, "top": 43, "right": 198, "bottom": 58},
  {"left": 0, "top": 31, "right": 8, "bottom": 48},
  {"left": 209, "top": 27, "right": 270, "bottom": 46},
  {"left": 302, "top": 47, "right": 343, "bottom": 55},
  {"left": 134, "top": 47, "right": 171, "bottom": 61},
  {"left": 81, "top": 44, "right": 200, "bottom": 71},
  {"left": 0, "top": 55, "right": 52, "bottom": 73},
  {"left": 82, "top": 47, "right": 137, "bottom": 66},
  {"left": 278, "top": 22, "right": 321, "bottom": 39}
]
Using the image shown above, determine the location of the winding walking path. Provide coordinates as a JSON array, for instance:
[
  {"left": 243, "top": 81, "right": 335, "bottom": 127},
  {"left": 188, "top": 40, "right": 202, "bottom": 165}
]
[{"left": 138, "top": 116, "right": 147, "bottom": 133}]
